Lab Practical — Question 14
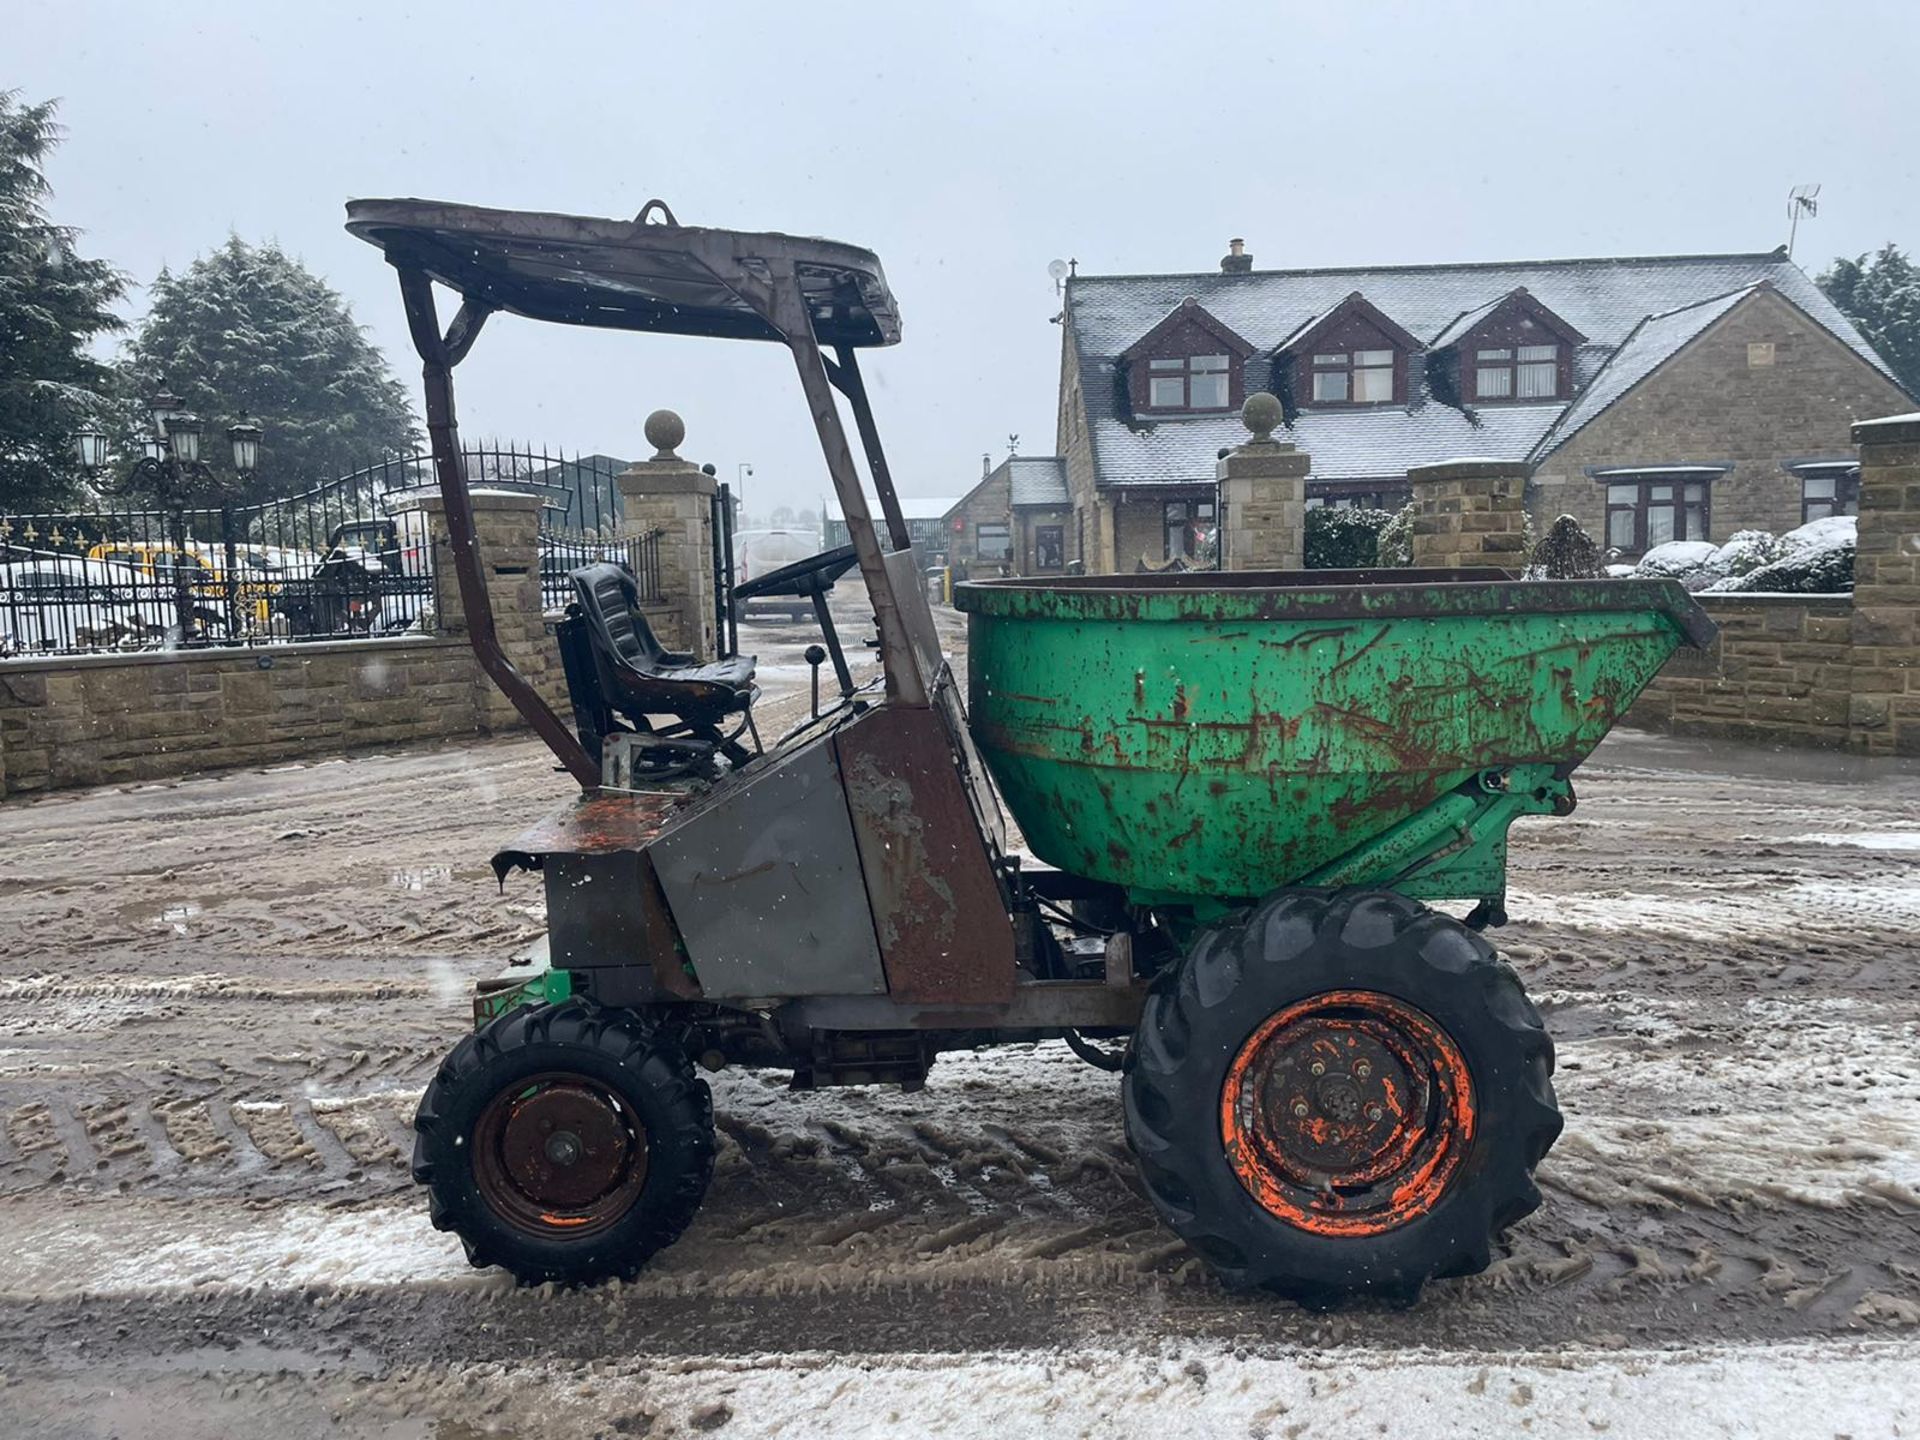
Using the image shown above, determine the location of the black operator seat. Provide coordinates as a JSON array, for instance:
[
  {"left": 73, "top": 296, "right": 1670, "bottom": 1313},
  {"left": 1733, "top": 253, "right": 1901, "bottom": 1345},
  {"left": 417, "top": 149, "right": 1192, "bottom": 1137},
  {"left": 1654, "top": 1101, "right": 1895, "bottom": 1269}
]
[{"left": 569, "top": 562, "right": 756, "bottom": 728}]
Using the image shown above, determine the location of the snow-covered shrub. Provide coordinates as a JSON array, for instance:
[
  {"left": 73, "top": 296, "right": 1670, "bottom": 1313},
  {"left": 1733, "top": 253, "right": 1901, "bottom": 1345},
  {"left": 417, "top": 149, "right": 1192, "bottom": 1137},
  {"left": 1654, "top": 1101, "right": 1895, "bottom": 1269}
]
[
  {"left": 1709, "top": 529, "right": 1789, "bottom": 579},
  {"left": 1704, "top": 515, "right": 1855, "bottom": 594},
  {"left": 1633, "top": 529, "right": 1801, "bottom": 592},
  {"left": 1304, "top": 506, "right": 1395, "bottom": 568},
  {"left": 1375, "top": 503, "right": 1414, "bottom": 567},
  {"left": 1634, "top": 540, "right": 1719, "bottom": 580},
  {"left": 1528, "top": 515, "right": 1603, "bottom": 579}
]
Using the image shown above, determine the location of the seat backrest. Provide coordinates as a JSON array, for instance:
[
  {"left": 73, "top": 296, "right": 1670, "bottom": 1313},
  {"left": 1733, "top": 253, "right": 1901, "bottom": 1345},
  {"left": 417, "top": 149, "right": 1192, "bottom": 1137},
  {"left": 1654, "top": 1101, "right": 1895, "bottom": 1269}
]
[{"left": 570, "top": 561, "right": 668, "bottom": 673}]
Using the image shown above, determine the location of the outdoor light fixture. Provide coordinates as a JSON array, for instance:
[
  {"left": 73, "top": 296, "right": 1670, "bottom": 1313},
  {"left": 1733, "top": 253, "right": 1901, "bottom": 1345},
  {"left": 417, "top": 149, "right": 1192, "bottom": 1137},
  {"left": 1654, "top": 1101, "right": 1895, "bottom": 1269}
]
[
  {"left": 71, "top": 425, "right": 110, "bottom": 472},
  {"left": 227, "top": 418, "right": 262, "bottom": 475},
  {"left": 166, "top": 413, "right": 205, "bottom": 464},
  {"left": 148, "top": 386, "right": 186, "bottom": 434},
  {"left": 82, "top": 384, "right": 265, "bottom": 649}
]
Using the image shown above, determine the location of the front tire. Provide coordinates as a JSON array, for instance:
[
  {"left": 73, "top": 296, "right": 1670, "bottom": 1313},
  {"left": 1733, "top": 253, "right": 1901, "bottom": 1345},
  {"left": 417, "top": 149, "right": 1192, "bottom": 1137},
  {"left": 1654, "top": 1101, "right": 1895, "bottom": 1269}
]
[
  {"left": 413, "top": 999, "right": 715, "bottom": 1284},
  {"left": 1123, "top": 889, "right": 1561, "bottom": 1308}
]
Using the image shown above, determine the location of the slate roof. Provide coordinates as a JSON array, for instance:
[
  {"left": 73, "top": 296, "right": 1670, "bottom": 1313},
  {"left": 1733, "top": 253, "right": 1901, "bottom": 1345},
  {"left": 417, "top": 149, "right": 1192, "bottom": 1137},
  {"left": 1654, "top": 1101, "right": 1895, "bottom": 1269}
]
[
  {"left": 1007, "top": 456, "right": 1068, "bottom": 506},
  {"left": 938, "top": 456, "right": 1069, "bottom": 524},
  {"left": 1066, "top": 249, "right": 1897, "bottom": 488}
]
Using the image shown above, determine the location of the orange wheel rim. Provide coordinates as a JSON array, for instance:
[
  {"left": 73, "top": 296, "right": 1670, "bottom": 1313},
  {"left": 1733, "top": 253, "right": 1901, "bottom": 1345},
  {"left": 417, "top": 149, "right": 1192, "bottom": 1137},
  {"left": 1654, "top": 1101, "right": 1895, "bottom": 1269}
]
[
  {"left": 1220, "top": 989, "right": 1474, "bottom": 1237},
  {"left": 472, "top": 1073, "right": 649, "bottom": 1240}
]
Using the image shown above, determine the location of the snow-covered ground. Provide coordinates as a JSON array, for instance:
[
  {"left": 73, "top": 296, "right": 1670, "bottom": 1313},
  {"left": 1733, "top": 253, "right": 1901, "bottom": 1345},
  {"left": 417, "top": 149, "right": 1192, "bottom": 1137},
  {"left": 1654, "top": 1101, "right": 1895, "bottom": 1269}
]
[{"left": 1, "top": 672, "right": 1917, "bottom": 1436}]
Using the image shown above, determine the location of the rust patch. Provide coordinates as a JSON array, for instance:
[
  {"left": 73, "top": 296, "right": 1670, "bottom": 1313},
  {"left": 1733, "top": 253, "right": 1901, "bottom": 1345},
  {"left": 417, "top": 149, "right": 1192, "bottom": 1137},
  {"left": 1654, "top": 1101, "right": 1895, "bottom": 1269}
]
[
  {"left": 1219, "top": 989, "right": 1475, "bottom": 1238},
  {"left": 835, "top": 706, "right": 1014, "bottom": 1006}
]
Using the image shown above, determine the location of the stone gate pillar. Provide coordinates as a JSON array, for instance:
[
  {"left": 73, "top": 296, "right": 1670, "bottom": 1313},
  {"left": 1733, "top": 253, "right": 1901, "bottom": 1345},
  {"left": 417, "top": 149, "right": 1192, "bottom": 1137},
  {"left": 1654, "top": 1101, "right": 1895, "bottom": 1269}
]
[
  {"left": 395, "top": 486, "right": 556, "bottom": 732},
  {"left": 1848, "top": 412, "right": 1920, "bottom": 755},
  {"left": 616, "top": 409, "right": 718, "bottom": 660},
  {"left": 1217, "top": 393, "right": 1310, "bottom": 571},
  {"left": 1409, "top": 458, "right": 1531, "bottom": 570}
]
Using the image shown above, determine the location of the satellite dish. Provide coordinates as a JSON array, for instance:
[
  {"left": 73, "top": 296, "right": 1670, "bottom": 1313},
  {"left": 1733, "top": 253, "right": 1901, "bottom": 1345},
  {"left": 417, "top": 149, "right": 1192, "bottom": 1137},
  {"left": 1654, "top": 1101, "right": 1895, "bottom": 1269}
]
[{"left": 1047, "top": 258, "right": 1069, "bottom": 283}]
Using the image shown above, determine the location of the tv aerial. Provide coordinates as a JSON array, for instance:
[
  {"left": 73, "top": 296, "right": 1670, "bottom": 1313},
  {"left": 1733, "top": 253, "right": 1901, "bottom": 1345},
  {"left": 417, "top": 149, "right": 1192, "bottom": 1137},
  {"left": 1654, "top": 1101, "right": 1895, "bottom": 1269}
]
[
  {"left": 1786, "top": 184, "right": 1820, "bottom": 257},
  {"left": 1048, "top": 258, "right": 1069, "bottom": 295}
]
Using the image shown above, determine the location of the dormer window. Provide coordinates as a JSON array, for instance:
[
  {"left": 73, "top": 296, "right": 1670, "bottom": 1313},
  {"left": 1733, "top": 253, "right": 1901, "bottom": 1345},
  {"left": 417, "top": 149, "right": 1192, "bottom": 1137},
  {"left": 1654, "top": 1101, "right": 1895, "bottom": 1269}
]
[
  {"left": 1277, "top": 293, "right": 1419, "bottom": 410},
  {"left": 1149, "top": 354, "right": 1231, "bottom": 410},
  {"left": 1475, "top": 344, "right": 1560, "bottom": 400},
  {"left": 1312, "top": 349, "right": 1395, "bottom": 404},
  {"left": 1434, "top": 289, "right": 1585, "bottom": 405},
  {"left": 1121, "top": 300, "right": 1255, "bottom": 417}
]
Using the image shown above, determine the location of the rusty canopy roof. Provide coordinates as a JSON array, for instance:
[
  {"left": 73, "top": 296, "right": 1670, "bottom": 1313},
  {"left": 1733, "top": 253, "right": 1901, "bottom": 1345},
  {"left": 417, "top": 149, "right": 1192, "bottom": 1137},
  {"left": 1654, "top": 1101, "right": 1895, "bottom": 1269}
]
[{"left": 345, "top": 198, "right": 901, "bottom": 347}]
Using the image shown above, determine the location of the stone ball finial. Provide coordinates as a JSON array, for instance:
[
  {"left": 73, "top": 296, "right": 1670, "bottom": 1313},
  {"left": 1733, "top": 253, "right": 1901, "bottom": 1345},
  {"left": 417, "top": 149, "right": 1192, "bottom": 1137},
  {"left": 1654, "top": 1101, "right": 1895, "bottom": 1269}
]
[
  {"left": 644, "top": 408, "right": 685, "bottom": 460},
  {"left": 1241, "top": 391, "right": 1281, "bottom": 443}
]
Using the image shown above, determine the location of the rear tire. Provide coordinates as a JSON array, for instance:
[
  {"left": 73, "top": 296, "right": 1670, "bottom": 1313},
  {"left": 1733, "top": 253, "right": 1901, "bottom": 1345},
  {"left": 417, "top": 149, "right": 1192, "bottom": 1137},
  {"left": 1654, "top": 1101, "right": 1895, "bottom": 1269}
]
[
  {"left": 413, "top": 999, "right": 714, "bottom": 1284},
  {"left": 1123, "top": 889, "right": 1560, "bottom": 1308}
]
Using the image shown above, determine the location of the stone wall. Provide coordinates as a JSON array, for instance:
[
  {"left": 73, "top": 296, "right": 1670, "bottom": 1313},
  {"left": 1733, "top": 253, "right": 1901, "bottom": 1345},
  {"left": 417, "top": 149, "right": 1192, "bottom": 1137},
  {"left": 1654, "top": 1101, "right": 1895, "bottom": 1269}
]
[
  {"left": 1055, "top": 320, "right": 1109, "bottom": 571},
  {"left": 0, "top": 636, "right": 487, "bottom": 794},
  {"left": 945, "top": 467, "right": 1013, "bottom": 574},
  {"left": 1625, "top": 594, "right": 1855, "bottom": 747},
  {"left": 1409, "top": 459, "right": 1530, "bottom": 569},
  {"left": 1849, "top": 412, "right": 1920, "bottom": 756},
  {"left": 396, "top": 488, "right": 566, "bottom": 723},
  {"left": 1111, "top": 491, "right": 1175, "bottom": 570},
  {"left": 1014, "top": 507, "right": 1071, "bottom": 574},
  {"left": 1390, "top": 415, "right": 1917, "bottom": 754}
]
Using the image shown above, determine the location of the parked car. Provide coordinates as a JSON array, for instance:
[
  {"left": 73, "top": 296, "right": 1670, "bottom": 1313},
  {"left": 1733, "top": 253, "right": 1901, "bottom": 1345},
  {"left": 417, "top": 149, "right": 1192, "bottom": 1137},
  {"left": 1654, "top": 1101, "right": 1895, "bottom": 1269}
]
[
  {"left": 0, "top": 555, "right": 158, "bottom": 654},
  {"left": 733, "top": 528, "right": 822, "bottom": 621}
]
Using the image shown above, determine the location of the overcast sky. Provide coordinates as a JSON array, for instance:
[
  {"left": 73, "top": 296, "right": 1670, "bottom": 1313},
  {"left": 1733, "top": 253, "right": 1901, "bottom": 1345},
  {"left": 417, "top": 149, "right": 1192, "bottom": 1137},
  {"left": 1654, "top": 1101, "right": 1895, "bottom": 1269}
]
[{"left": 14, "top": 0, "right": 1920, "bottom": 511}]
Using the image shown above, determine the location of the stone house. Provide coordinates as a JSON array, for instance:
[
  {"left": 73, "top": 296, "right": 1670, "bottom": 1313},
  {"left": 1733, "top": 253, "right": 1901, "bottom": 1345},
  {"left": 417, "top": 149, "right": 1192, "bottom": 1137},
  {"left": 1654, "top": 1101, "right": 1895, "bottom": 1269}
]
[
  {"left": 940, "top": 455, "right": 1071, "bottom": 577},
  {"left": 1056, "top": 240, "right": 1911, "bottom": 571}
]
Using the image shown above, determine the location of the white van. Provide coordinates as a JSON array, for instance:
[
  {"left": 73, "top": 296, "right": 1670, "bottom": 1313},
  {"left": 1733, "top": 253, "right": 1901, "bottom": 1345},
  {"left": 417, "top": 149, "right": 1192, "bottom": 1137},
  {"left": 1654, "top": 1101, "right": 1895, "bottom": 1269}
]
[{"left": 732, "top": 528, "right": 822, "bottom": 622}]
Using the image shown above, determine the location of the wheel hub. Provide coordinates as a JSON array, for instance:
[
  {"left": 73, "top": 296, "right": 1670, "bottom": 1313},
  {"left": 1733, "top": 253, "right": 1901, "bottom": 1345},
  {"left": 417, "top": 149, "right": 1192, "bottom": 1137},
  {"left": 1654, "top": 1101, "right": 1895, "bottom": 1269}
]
[
  {"left": 1222, "top": 990, "right": 1474, "bottom": 1237},
  {"left": 474, "top": 1075, "right": 649, "bottom": 1234}
]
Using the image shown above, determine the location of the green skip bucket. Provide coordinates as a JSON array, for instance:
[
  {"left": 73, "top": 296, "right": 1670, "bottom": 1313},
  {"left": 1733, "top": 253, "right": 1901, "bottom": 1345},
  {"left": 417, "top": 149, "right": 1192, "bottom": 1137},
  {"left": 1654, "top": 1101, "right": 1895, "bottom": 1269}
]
[{"left": 955, "top": 568, "right": 1712, "bottom": 910}]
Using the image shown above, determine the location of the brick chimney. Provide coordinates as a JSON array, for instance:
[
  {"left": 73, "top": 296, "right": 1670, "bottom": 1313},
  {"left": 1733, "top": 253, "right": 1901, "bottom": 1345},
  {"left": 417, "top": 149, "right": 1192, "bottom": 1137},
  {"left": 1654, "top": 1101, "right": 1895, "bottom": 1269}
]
[{"left": 1220, "top": 237, "right": 1252, "bottom": 274}]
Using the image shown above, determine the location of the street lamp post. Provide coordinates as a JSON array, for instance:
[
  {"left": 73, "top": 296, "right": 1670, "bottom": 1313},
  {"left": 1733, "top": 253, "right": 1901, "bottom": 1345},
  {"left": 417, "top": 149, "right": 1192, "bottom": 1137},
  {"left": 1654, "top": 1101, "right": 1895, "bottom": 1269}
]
[
  {"left": 71, "top": 388, "right": 263, "bottom": 646},
  {"left": 737, "top": 462, "right": 753, "bottom": 517}
]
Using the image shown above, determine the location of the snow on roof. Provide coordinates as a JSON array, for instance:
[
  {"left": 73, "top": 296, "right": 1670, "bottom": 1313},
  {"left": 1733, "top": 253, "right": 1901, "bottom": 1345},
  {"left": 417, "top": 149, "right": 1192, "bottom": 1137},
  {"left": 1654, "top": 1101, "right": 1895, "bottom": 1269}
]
[
  {"left": 1007, "top": 456, "right": 1068, "bottom": 507},
  {"left": 1591, "top": 464, "right": 1732, "bottom": 475},
  {"left": 1089, "top": 404, "right": 1562, "bottom": 486},
  {"left": 1068, "top": 250, "right": 1897, "bottom": 491},
  {"left": 1427, "top": 292, "right": 1509, "bottom": 349}
]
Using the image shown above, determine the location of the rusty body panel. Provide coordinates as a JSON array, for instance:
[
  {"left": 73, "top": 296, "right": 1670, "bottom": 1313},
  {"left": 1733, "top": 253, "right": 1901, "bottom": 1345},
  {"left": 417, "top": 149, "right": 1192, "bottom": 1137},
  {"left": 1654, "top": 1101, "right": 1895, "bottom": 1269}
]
[
  {"left": 492, "top": 790, "right": 688, "bottom": 872},
  {"left": 492, "top": 791, "right": 696, "bottom": 998},
  {"left": 835, "top": 705, "right": 1013, "bottom": 1006}
]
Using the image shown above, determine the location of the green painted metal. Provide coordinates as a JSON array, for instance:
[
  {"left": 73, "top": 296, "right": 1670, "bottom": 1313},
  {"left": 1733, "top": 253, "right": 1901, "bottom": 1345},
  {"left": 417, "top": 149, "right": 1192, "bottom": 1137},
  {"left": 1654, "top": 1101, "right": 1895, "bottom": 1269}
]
[
  {"left": 472, "top": 965, "right": 574, "bottom": 1029},
  {"left": 955, "top": 571, "right": 1709, "bottom": 909}
]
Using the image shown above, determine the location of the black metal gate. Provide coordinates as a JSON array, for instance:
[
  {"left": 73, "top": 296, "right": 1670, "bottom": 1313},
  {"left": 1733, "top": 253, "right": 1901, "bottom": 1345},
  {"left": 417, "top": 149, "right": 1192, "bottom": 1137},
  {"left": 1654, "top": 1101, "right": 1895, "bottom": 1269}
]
[
  {"left": 711, "top": 481, "right": 737, "bottom": 659},
  {"left": 0, "top": 445, "right": 645, "bottom": 656}
]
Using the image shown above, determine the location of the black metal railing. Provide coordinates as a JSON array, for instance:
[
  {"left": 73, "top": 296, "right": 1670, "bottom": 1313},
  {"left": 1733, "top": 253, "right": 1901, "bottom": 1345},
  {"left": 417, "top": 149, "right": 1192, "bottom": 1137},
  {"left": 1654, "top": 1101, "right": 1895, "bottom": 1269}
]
[
  {"left": 0, "top": 445, "right": 632, "bottom": 657},
  {"left": 540, "top": 530, "right": 662, "bottom": 611}
]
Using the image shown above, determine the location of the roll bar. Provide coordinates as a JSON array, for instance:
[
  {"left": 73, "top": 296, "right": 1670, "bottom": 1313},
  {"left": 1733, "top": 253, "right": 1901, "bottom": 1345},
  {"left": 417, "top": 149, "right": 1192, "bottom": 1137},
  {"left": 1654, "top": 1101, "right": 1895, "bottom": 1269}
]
[{"left": 352, "top": 200, "right": 932, "bottom": 786}]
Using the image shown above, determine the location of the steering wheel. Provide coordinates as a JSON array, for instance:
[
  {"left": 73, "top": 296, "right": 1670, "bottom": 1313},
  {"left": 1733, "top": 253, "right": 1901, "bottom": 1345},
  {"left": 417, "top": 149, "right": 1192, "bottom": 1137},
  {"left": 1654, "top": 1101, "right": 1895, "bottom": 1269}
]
[{"left": 732, "top": 543, "right": 860, "bottom": 600}]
